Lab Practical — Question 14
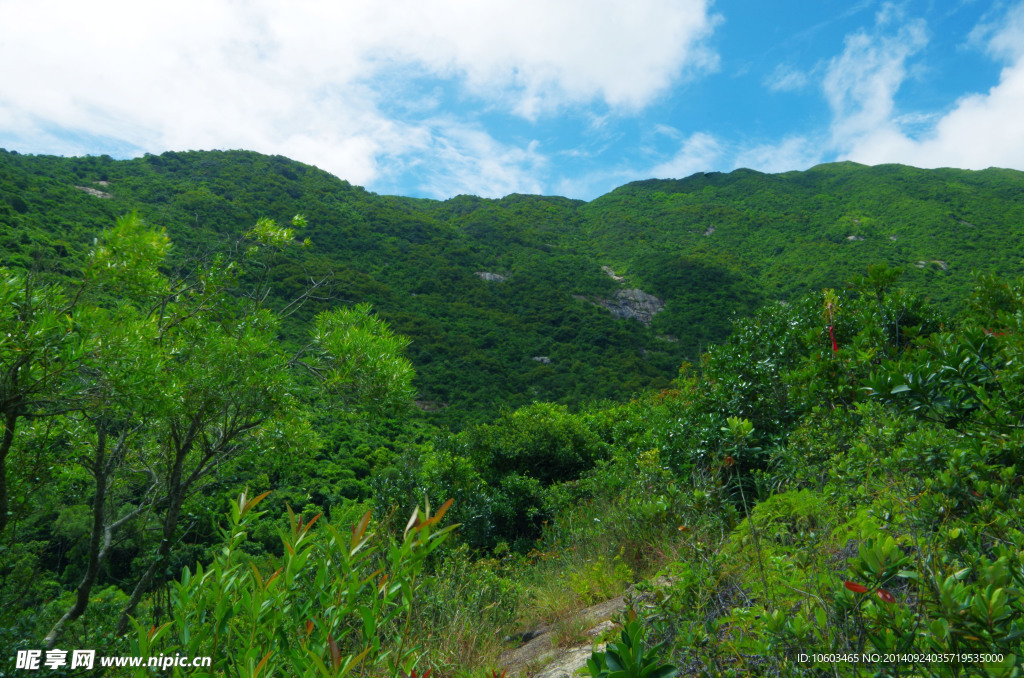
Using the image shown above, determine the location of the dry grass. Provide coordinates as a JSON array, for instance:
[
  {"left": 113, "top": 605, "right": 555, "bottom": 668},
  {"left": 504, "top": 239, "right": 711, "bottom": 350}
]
[
  {"left": 416, "top": 616, "right": 513, "bottom": 677},
  {"left": 550, "top": 615, "right": 589, "bottom": 649}
]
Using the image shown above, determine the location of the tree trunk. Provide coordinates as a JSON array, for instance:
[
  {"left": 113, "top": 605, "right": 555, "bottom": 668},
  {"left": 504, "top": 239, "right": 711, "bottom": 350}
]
[
  {"left": 116, "top": 446, "right": 187, "bottom": 636},
  {"left": 43, "top": 425, "right": 108, "bottom": 649},
  {"left": 0, "top": 410, "right": 18, "bottom": 536}
]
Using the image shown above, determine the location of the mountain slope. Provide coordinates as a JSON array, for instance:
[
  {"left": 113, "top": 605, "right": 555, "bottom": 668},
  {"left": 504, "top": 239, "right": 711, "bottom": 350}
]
[
  {"left": 582, "top": 162, "right": 1024, "bottom": 308},
  {"left": 2, "top": 149, "right": 1022, "bottom": 425}
]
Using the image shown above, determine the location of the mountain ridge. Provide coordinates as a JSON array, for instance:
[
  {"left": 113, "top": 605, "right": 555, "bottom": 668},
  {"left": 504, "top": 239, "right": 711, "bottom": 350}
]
[{"left": 2, "top": 148, "right": 1022, "bottom": 425}]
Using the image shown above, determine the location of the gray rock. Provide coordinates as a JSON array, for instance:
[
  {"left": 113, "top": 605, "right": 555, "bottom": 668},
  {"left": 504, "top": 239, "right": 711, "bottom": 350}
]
[{"left": 594, "top": 288, "right": 665, "bottom": 326}]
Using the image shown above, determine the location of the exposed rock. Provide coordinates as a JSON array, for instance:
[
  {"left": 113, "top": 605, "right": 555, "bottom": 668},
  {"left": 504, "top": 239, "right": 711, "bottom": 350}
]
[
  {"left": 74, "top": 185, "right": 111, "bottom": 198},
  {"left": 504, "top": 630, "right": 545, "bottom": 645},
  {"left": 889, "top": 235, "right": 898, "bottom": 241},
  {"left": 532, "top": 356, "right": 552, "bottom": 364},
  {"left": 594, "top": 288, "right": 665, "bottom": 326},
  {"left": 475, "top": 272, "right": 507, "bottom": 282},
  {"left": 499, "top": 579, "right": 675, "bottom": 677},
  {"left": 601, "top": 265, "right": 624, "bottom": 282},
  {"left": 655, "top": 335, "right": 678, "bottom": 343},
  {"left": 587, "top": 265, "right": 664, "bottom": 326},
  {"left": 413, "top": 400, "right": 448, "bottom": 412},
  {"left": 586, "top": 620, "right": 616, "bottom": 639},
  {"left": 532, "top": 647, "right": 602, "bottom": 678},
  {"left": 703, "top": 225, "right": 715, "bottom": 236},
  {"left": 499, "top": 596, "right": 626, "bottom": 676},
  {"left": 847, "top": 235, "right": 864, "bottom": 241},
  {"left": 933, "top": 259, "right": 948, "bottom": 270}
]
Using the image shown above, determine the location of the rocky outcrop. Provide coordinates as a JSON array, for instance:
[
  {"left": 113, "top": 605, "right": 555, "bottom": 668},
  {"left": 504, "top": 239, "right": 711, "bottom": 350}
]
[
  {"left": 590, "top": 266, "right": 665, "bottom": 326},
  {"left": 601, "top": 265, "right": 624, "bottom": 282},
  {"left": 475, "top": 272, "right": 507, "bottom": 282},
  {"left": 74, "top": 185, "right": 112, "bottom": 198},
  {"left": 594, "top": 288, "right": 665, "bottom": 326},
  {"left": 413, "top": 400, "right": 448, "bottom": 411},
  {"left": 498, "top": 596, "right": 625, "bottom": 676}
]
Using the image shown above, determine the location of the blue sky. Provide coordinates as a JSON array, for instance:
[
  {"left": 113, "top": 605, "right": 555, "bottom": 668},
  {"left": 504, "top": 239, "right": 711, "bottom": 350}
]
[{"left": 1, "top": 0, "right": 1022, "bottom": 200}]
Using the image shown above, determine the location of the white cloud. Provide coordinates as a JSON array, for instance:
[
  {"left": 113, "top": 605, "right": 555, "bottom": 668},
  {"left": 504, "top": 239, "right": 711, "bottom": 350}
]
[
  {"left": 0, "top": 0, "right": 720, "bottom": 197},
  {"left": 969, "top": 1, "right": 1024, "bottom": 62},
  {"left": 822, "top": 9, "right": 929, "bottom": 153},
  {"left": 764, "top": 64, "right": 809, "bottom": 92},
  {"left": 730, "top": 2, "right": 1024, "bottom": 179},
  {"left": 649, "top": 132, "right": 723, "bottom": 178},
  {"left": 384, "top": 120, "right": 548, "bottom": 198},
  {"left": 553, "top": 164, "right": 655, "bottom": 201},
  {"left": 836, "top": 1, "right": 1024, "bottom": 170},
  {"left": 734, "top": 136, "right": 823, "bottom": 174}
]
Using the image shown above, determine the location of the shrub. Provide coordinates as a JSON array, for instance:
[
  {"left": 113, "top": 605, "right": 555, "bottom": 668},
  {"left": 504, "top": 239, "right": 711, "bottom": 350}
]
[{"left": 133, "top": 490, "right": 457, "bottom": 677}]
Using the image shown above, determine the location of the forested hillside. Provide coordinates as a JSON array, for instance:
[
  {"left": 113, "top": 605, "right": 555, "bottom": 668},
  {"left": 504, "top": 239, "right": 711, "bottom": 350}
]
[
  {"left": 2, "top": 149, "right": 1024, "bottom": 676},
  {"left": 3, "top": 149, "right": 1023, "bottom": 426},
  {"left": 582, "top": 162, "right": 1024, "bottom": 309}
]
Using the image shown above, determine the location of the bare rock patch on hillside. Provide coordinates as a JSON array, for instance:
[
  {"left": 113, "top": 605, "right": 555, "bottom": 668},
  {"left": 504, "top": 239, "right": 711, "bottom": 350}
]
[{"left": 593, "top": 288, "right": 665, "bottom": 326}]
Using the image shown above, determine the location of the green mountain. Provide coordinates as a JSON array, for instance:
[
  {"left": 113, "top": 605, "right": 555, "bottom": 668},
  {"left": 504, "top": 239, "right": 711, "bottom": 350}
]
[
  {"left": 583, "top": 163, "right": 1024, "bottom": 308},
  {"left": 2, "top": 149, "right": 1023, "bottom": 425},
  {"left": 4, "top": 148, "right": 1024, "bottom": 674}
]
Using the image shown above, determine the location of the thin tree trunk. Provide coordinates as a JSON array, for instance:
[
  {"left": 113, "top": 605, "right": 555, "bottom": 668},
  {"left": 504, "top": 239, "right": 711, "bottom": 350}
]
[
  {"left": 0, "top": 410, "right": 18, "bottom": 536},
  {"left": 116, "top": 447, "right": 187, "bottom": 636},
  {"left": 44, "top": 425, "right": 108, "bottom": 648},
  {"left": 44, "top": 424, "right": 151, "bottom": 648}
]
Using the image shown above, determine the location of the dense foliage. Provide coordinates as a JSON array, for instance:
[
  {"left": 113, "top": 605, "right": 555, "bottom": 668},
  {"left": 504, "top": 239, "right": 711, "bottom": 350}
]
[
  {"left": 0, "top": 214, "right": 418, "bottom": 671},
  {"left": 3, "top": 149, "right": 1024, "bottom": 676},
  {"left": 3, "top": 149, "right": 1023, "bottom": 426}
]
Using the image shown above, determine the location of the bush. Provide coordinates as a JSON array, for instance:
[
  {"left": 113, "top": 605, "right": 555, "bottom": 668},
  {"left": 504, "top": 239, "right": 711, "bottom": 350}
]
[{"left": 135, "top": 490, "right": 457, "bottom": 677}]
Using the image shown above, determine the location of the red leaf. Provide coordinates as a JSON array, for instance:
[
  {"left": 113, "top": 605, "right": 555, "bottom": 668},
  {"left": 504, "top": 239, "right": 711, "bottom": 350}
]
[
  {"left": 302, "top": 512, "right": 322, "bottom": 535},
  {"left": 876, "top": 589, "right": 896, "bottom": 604},
  {"left": 328, "top": 633, "right": 341, "bottom": 670},
  {"left": 829, "top": 325, "right": 838, "bottom": 353},
  {"left": 844, "top": 581, "right": 868, "bottom": 593}
]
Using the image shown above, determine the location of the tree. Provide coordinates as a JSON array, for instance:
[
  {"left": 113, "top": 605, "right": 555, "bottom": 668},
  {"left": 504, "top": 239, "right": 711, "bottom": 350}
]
[
  {"left": 31, "top": 213, "right": 417, "bottom": 646},
  {"left": 0, "top": 269, "right": 84, "bottom": 536}
]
